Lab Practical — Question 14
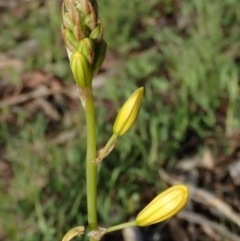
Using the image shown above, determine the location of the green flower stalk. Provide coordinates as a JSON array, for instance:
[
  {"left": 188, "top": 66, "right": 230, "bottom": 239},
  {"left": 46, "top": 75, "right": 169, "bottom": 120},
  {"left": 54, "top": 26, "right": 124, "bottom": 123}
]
[
  {"left": 113, "top": 87, "right": 144, "bottom": 136},
  {"left": 61, "top": 1, "right": 107, "bottom": 239}
]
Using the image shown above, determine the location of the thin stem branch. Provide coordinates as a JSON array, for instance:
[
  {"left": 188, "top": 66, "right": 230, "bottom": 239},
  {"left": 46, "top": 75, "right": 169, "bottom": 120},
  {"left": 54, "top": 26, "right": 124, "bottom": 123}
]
[
  {"left": 102, "top": 134, "right": 117, "bottom": 154},
  {"left": 106, "top": 221, "right": 137, "bottom": 233}
]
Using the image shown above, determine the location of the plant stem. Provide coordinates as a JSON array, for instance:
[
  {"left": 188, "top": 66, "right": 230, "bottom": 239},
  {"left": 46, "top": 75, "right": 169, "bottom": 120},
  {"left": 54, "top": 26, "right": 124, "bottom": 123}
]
[
  {"left": 102, "top": 134, "right": 118, "bottom": 153},
  {"left": 97, "top": 134, "right": 117, "bottom": 161},
  {"left": 106, "top": 221, "right": 137, "bottom": 233},
  {"left": 84, "top": 87, "right": 98, "bottom": 233}
]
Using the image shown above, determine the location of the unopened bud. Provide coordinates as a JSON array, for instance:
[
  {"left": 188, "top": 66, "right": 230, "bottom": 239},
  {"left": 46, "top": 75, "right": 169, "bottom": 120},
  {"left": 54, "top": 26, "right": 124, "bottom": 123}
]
[
  {"left": 84, "top": 3, "right": 97, "bottom": 30},
  {"left": 63, "top": 13, "right": 74, "bottom": 30},
  {"left": 65, "top": 29, "right": 79, "bottom": 50},
  {"left": 75, "top": 0, "right": 90, "bottom": 15},
  {"left": 89, "top": 21, "right": 104, "bottom": 43},
  {"left": 72, "top": 24, "right": 86, "bottom": 42},
  {"left": 78, "top": 38, "right": 95, "bottom": 64},
  {"left": 92, "top": 40, "right": 107, "bottom": 76},
  {"left": 70, "top": 51, "right": 92, "bottom": 87},
  {"left": 136, "top": 185, "right": 189, "bottom": 226},
  {"left": 113, "top": 87, "right": 144, "bottom": 136}
]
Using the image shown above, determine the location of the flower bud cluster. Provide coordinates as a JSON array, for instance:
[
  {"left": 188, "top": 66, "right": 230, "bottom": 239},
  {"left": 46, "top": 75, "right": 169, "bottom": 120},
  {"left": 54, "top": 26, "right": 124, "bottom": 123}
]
[
  {"left": 62, "top": 0, "right": 103, "bottom": 52},
  {"left": 62, "top": 0, "right": 107, "bottom": 87}
]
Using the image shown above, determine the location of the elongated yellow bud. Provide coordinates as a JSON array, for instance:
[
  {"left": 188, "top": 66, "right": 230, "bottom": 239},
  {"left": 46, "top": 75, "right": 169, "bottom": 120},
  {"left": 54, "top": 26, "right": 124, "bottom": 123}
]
[
  {"left": 70, "top": 51, "right": 92, "bottom": 87},
  {"left": 113, "top": 87, "right": 144, "bottom": 136},
  {"left": 136, "top": 185, "right": 189, "bottom": 226}
]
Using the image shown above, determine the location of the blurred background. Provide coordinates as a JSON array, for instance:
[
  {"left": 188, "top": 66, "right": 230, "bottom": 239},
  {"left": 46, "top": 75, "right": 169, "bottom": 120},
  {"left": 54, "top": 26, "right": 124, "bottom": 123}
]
[{"left": 0, "top": 0, "right": 240, "bottom": 240}]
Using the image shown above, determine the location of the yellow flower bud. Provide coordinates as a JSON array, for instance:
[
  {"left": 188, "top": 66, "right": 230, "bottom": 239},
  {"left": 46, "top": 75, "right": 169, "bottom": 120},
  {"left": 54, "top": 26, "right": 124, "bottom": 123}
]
[
  {"left": 136, "top": 185, "right": 189, "bottom": 226},
  {"left": 113, "top": 87, "right": 144, "bottom": 136}
]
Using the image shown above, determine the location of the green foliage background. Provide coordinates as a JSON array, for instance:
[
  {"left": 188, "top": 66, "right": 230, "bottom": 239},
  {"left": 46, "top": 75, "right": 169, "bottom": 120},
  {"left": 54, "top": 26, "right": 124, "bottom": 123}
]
[{"left": 0, "top": 0, "right": 239, "bottom": 240}]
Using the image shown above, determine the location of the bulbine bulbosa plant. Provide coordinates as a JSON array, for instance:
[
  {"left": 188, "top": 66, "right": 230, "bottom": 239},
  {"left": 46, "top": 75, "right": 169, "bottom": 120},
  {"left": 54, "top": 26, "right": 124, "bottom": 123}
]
[{"left": 61, "top": 0, "right": 189, "bottom": 240}]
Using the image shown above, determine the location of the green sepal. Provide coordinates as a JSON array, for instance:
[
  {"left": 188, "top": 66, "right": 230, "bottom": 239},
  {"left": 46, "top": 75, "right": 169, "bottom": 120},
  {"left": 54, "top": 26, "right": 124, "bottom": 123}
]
[
  {"left": 75, "top": 0, "right": 90, "bottom": 15},
  {"left": 65, "top": 29, "right": 79, "bottom": 51},
  {"left": 89, "top": 22, "right": 103, "bottom": 43},
  {"left": 92, "top": 40, "right": 107, "bottom": 76},
  {"left": 77, "top": 38, "right": 95, "bottom": 65}
]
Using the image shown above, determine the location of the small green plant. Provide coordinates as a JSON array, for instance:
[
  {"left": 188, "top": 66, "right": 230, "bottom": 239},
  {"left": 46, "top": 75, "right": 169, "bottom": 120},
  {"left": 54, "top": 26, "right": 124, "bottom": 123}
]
[{"left": 61, "top": 0, "right": 189, "bottom": 240}]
